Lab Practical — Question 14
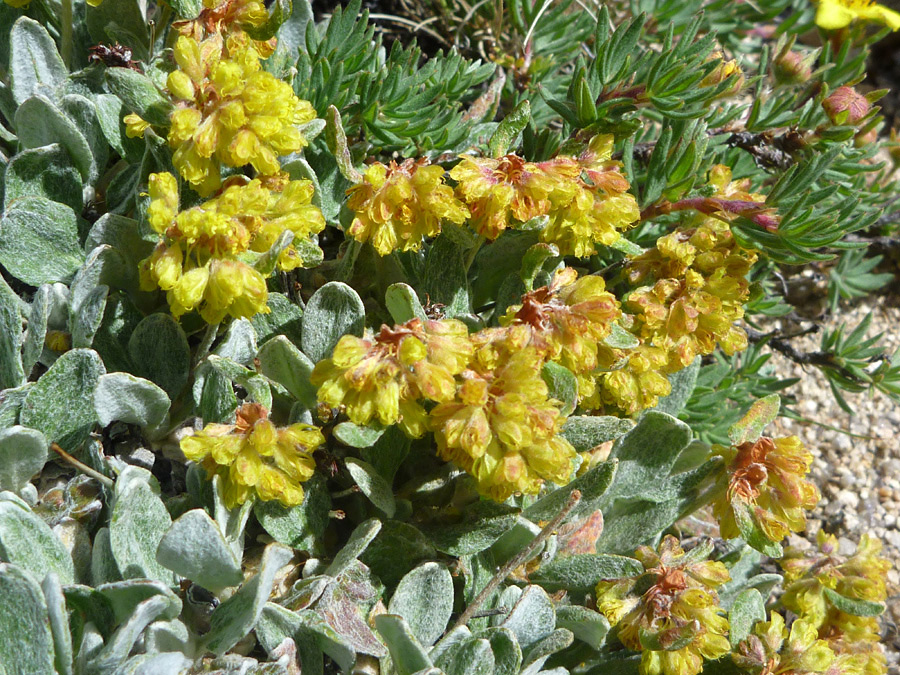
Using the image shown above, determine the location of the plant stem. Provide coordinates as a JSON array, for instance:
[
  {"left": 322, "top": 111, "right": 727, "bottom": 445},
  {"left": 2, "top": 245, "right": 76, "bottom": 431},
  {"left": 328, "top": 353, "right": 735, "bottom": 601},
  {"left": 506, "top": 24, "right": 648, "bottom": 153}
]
[
  {"left": 194, "top": 321, "right": 221, "bottom": 367},
  {"left": 50, "top": 443, "right": 115, "bottom": 488},
  {"left": 61, "top": 0, "right": 73, "bottom": 69},
  {"left": 450, "top": 488, "right": 582, "bottom": 632}
]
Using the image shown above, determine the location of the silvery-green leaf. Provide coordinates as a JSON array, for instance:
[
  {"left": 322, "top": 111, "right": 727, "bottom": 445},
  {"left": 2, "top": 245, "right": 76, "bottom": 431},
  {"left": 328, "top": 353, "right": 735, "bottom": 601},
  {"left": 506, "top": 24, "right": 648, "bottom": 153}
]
[
  {"left": 251, "top": 292, "right": 303, "bottom": 346},
  {"left": 212, "top": 475, "right": 253, "bottom": 561},
  {"left": 19, "top": 349, "right": 105, "bottom": 452},
  {"left": 429, "top": 626, "right": 472, "bottom": 664},
  {"left": 144, "top": 618, "right": 192, "bottom": 653},
  {"left": 94, "top": 372, "right": 170, "bottom": 430},
  {"left": 257, "top": 335, "right": 318, "bottom": 408},
  {"left": 823, "top": 588, "right": 885, "bottom": 617},
  {"left": 9, "top": 17, "right": 66, "bottom": 105},
  {"left": 360, "top": 425, "right": 410, "bottom": 484},
  {"left": 424, "top": 236, "right": 470, "bottom": 318},
  {"left": 521, "top": 628, "right": 572, "bottom": 673},
  {"left": 360, "top": 521, "right": 436, "bottom": 587},
  {"left": 334, "top": 422, "right": 384, "bottom": 448},
  {"left": 256, "top": 603, "right": 326, "bottom": 675},
  {"left": 204, "top": 543, "right": 294, "bottom": 655},
  {"left": 301, "top": 281, "right": 365, "bottom": 362},
  {"left": 555, "top": 606, "right": 610, "bottom": 650},
  {"left": 476, "top": 627, "right": 521, "bottom": 675},
  {"left": 207, "top": 354, "right": 273, "bottom": 409},
  {"left": 89, "top": 595, "right": 173, "bottom": 672},
  {"left": 653, "top": 358, "right": 699, "bottom": 417},
  {"left": 94, "top": 93, "right": 143, "bottom": 162},
  {"left": 604, "top": 411, "right": 692, "bottom": 503},
  {"left": 0, "top": 426, "right": 47, "bottom": 494},
  {"left": 68, "top": 249, "right": 111, "bottom": 349},
  {"left": 97, "top": 579, "right": 182, "bottom": 625},
  {"left": 22, "top": 284, "right": 51, "bottom": 377},
  {"left": 0, "top": 563, "right": 56, "bottom": 673},
  {"left": 489, "top": 518, "right": 542, "bottom": 567},
  {"left": 156, "top": 509, "right": 242, "bottom": 593},
  {"left": 3, "top": 144, "right": 82, "bottom": 212},
  {"left": 603, "top": 323, "right": 640, "bottom": 350},
  {"left": 84, "top": 214, "right": 155, "bottom": 270},
  {"left": 427, "top": 502, "right": 520, "bottom": 556},
  {"left": 489, "top": 99, "right": 530, "bottom": 157},
  {"left": 15, "top": 95, "right": 94, "bottom": 181},
  {"left": 520, "top": 242, "right": 558, "bottom": 292},
  {"left": 541, "top": 361, "right": 577, "bottom": 416},
  {"left": 42, "top": 573, "right": 73, "bottom": 675},
  {"left": 0, "top": 494, "right": 75, "bottom": 583},
  {"left": 214, "top": 318, "right": 257, "bottom": 365},
  {"left": 0, "top": 275, "right": 24, "bottom": 390},
  {"left": 60, "top": 94, "right": 109, "bottom": 184},
  {"left": 531, "top": 554, "right": 644, "bottom": 594},
  {"left": 127, "top": 313, "right": 191, "bottom": 400},
  {"left": 254, "top": 474, "right": 330, "bottom": 553},
  {"left": 376, "top": 614, "right": 432, "bottom": 675},
  {"left": 116, "top": 652, "right": 192, "bottom": 674},
  {"left": 440, "top": 637, "right": 494, "bottom": 675},
  {"left": 385, "top": 283, "right": 427, "bottom": 324},
  {"left": 524, "top": 458, "right": 617, "bottom": 524},
  {"left": 192, "top": 361, "right": 239, "bottom": 425},
  {"left": 109, "top": 467, "right": 176, "bottom": 583},
  {"left": 103, "top": 68, "right": 172, "bottom": 126},
  {"left": 560, "top": 416, "right": 635, "bottom": 452},
  {"left": 729, "top": 589, "right": 766, "bottom": 648},
  {"left": 345, "top": 457, "right": 396, "bottom": 517},
  {"left": 499, "top": 586, "right": 555, "bottom": 649},
  {"left": 389, "top": 563, "right": 454, "bottom": 647},
  {"left": 325, "top": 518, "right": 382, "bottom": 577},
  {"left": 0, "top": 196, "right": 84, "bottom": 286},
  {"left": 91, "top": 527, "right": 121, "bottom": 586},
  {"left": 0, "top": 383, "right": 32, "bottom": 429}
]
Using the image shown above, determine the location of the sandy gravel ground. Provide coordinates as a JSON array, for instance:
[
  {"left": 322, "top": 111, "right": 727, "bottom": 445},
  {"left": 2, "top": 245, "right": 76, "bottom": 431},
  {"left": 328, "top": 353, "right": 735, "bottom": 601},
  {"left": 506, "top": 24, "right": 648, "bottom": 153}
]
[{"left": 764, "top": 292, "right": 900, "bottom": 672}]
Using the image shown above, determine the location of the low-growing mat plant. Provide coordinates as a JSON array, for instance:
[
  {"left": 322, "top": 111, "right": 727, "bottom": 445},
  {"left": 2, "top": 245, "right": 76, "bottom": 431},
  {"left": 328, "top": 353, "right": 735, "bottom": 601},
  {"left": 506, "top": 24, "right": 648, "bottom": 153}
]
[{"left": 0, "top": 0, "right": 898, "bottom": 673}]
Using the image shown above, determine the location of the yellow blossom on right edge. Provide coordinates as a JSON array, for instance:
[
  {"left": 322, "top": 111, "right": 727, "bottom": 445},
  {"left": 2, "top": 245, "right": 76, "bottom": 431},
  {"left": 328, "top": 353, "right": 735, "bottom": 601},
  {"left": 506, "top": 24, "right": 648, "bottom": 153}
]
[
  {"left": 733, "top": 612, "right": 835, "bottom": 675},
  {"left": 813, "top": 0, "right": 900, "bottom": 31},
  {"left": 181, "top": 402, "right": 322, "bottom": 508},
  {"left": 346, "top": 159, "right": 470, "bottom": 256},
  {"left": 712, "top": 435, "right": 820, "bottom": 544},
  {"left": 780, "top": 532, "right": 891, "bottom": 675},
  {"left": 595, "top": 536, "right": 731, "bottom": 675}
]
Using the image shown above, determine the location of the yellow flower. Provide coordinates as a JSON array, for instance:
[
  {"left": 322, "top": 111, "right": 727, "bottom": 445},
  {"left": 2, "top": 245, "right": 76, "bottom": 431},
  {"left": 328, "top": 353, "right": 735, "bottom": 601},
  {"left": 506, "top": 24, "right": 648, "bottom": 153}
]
[
  {"left": 450, "top": 153, "right": 574, "bottom": 239},
  {"left": 596, "top": 536, "right": 731, "bottom": 675},
  {"left": 124, "top": 113, "right": 150, "bottom": 138},
  {"left": 140, "top": 172, "right": 323, "bottom": 321},
  {"left": 346, "top": 159, "right": 469, "bottom": 256},
  {"left": 781, "top": 532, "right": 890, "bottom": 635},
  {"left": 501, "top": 268, "right": 620, "bottom": 376},
  {"left": 733, "top": 611, "right": 835, "bottom": 675},
  {"left": 429, "top": 343, "right": 577, "bottom": 501},
  {"left": 814, "top": 0, "right": 900, "bottom": 30},
  {"left": 166, "top": 34, "right": 316, "bottom": 195},
  {"left": 181, "top": 402, "right": 321, "bottom": 508},
  {"left": 540, "top": 136, "right": 640, "bottom": 257},
  {"left": 312, "top": 319, "right": 473, "bottom": 438},
  {"left": 713, "top": 435, "right": 820, "bottom": 545},
  {"left": 592, "top": 342, "right": 672, "bottom": 414}
]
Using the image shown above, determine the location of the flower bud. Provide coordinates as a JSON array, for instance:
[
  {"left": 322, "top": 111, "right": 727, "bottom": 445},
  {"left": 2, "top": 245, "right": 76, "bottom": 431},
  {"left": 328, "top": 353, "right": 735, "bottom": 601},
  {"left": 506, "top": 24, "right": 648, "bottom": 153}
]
[
  {"left": 773, "top": 49, "right": 814, "bottom": 85},
  {"left": 823, "top": 86, "right": 871, "bottom": 125}
]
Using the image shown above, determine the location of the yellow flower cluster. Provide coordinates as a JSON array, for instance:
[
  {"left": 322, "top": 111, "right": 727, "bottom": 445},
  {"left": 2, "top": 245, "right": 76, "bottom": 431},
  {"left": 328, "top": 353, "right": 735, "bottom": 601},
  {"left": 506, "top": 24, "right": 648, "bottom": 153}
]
[
  {"left": 345, "top": 159, "right": 470, "bottom": 256},
  {"left": 813, "top": 0, "right": 900, "bottom": 31},
  {"left": 311, "top": 318, "right": 473, "bottom": 438},
  {"left": 181, "top": 402, "right": 321, "bottom": 508},
  {"left": 430, "top": 335, "right": 578, "bottom": 502},
  {"left": 592, "top": 342, "right": 673, "bottom": 414},
  {"left": 139, "top": 171, "right": 324, "bottom": 322},
  {"left": 595, "top": 537, "right": 731, "bottom": 675},
  {"left": 500, "top": 267, "right": 623, "bottom": 406},
  {"left": 166, "top": 30, "right": 316, "bottom": 196},
  {"left": 712, "top": 435, "right": 820, "bottom": 545},
  {"left": 450, "top": 135, "right": 640, "bottom": 256},
  {"left": 733, "top": 611, "right": 835, "bottom": 675},
  {"left": 779, "top": 532, "right": 891, "bottom": 675}
]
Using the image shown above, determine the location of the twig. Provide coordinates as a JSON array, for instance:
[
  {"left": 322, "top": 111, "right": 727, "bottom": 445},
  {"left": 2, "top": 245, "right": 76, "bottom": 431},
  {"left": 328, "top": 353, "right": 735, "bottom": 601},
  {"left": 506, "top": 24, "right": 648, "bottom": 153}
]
[
  {"left": 50, "top": 443, "right": 115, "bottom": 488},
  {"left": 745, "top": 326, "right": 861, "bottom": 382},
  {"left": 450, "top": 489, "right": 582, "bottom": 631}
]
